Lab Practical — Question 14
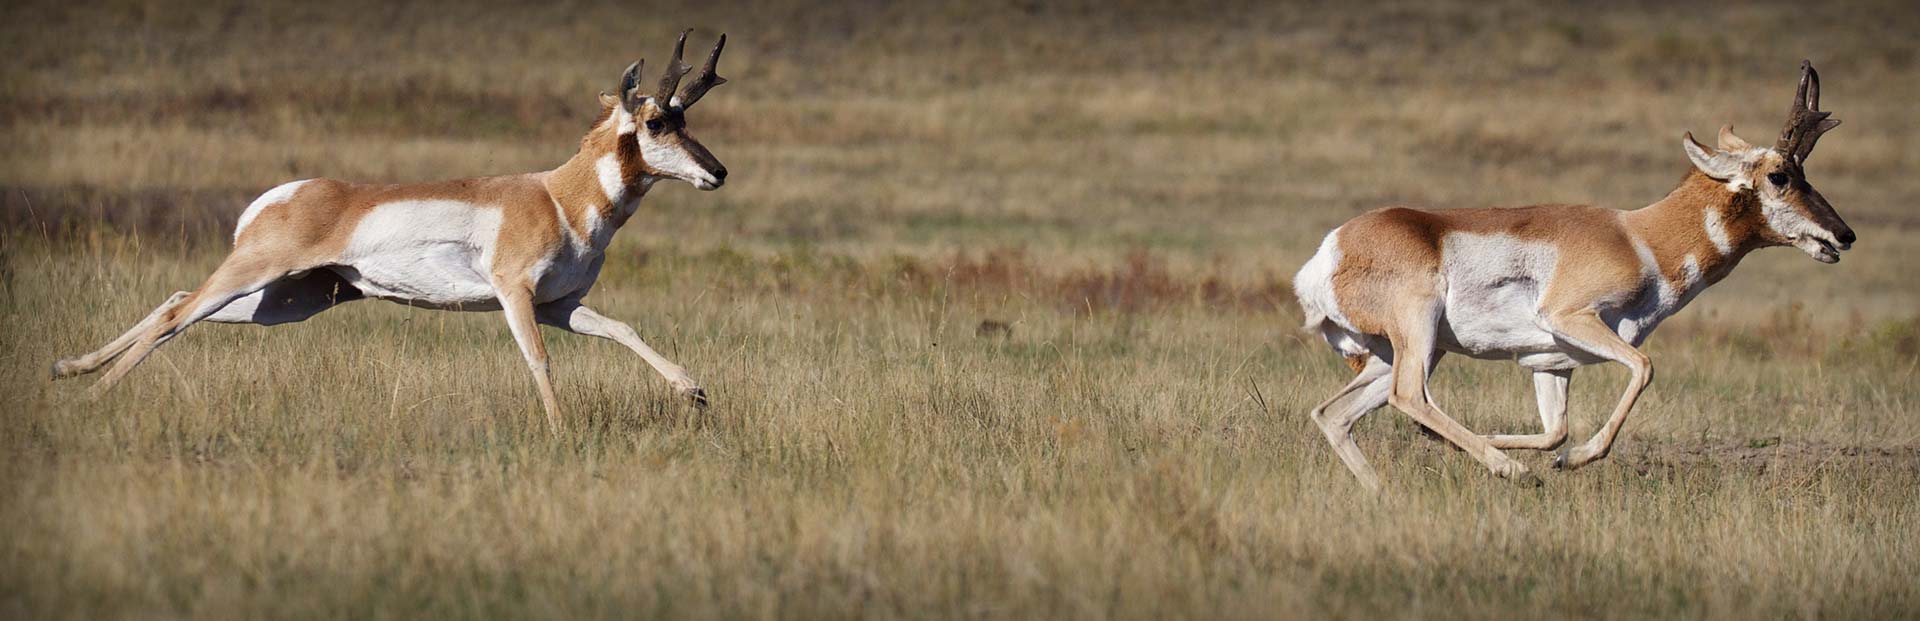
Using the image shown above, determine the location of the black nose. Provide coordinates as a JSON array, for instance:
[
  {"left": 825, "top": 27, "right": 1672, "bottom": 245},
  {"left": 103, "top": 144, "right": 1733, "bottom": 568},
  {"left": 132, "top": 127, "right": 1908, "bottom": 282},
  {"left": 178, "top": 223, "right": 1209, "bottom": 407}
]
[
  {"left": 1838, "top": 228, "right": 1857, "bottom": 245},
  {"left": 712, "top": 166, "right": 728, "bottom": 181}
]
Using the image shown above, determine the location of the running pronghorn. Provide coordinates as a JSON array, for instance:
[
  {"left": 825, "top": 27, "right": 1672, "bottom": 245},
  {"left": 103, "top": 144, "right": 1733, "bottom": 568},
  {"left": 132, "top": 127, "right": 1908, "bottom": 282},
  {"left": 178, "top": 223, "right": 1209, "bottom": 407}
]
[
  {"left": 1294, "top": 61, "right": 1854, "bottom": 491},
  {"left": 52, "top": 31, "right": 732, "bottom": 429}
]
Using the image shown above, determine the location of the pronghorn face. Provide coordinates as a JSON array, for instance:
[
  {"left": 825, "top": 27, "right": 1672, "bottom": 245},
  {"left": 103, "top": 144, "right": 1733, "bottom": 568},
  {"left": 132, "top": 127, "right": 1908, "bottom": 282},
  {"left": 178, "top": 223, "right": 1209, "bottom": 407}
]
[
  {"left": 1684, "top": 131, "right": 1854, "bottom": 263},
  {"left": 1751, "top": 151, "right": 1853, "bottom": 263},
  {"left": 614, "top": 31, "right": 732, "bottom": 191},
  {"left": 1683, "top": 61, "right": 1856, "bottom": 264},
  {"left": 634, "top": 100, "right": 727, "bottom": 190}
]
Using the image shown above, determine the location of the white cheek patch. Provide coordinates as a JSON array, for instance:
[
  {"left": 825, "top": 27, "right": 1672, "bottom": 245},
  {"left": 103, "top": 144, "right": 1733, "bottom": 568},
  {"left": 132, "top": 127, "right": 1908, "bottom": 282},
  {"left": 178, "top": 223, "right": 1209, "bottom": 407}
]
[
  {"left": 637, "top": 132, "right": 713, "bottom": 186},
  {"left": 1759, "top": 190, "right": 1818, "bottom": 239}
]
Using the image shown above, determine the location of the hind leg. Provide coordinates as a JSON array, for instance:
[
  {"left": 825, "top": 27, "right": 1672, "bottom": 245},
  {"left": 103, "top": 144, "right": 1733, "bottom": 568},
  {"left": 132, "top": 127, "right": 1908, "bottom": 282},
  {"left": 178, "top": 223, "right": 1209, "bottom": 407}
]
[
  {"left": 52, "top": 290, "right": 191, "bottom": 379},
  {"left": 1384, "top": 302, "right": 1535, "bottom": 484},
  {"left": 1311, "top": 355, "right": 1395, "bottom": 492},
  {"left": 88, "top": 252, "right": 310, "bottom": 396}
]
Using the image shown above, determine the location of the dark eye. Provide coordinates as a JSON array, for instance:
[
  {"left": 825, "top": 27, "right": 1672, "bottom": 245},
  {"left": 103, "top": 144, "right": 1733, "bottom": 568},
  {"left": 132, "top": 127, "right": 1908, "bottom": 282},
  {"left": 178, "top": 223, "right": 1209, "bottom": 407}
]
[
  {"left": 1767, "top": 172, "right": 1789, "bottom": 187},
  {"left": 645, "top": 119, "right": 665, "bottom": 132}
]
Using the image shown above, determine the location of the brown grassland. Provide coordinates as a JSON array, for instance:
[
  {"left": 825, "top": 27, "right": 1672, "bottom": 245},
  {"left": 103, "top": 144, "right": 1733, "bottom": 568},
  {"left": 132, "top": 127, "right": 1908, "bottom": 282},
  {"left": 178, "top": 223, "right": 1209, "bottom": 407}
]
[{"left": 3, "top": 0, "right": 1919, "bottom": 617}]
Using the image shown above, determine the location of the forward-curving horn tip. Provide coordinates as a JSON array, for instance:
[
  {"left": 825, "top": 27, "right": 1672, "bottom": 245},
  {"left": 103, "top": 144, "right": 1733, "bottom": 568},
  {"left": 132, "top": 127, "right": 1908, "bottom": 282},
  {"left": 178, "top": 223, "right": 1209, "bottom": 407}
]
[
  {"left": 654, "top": 29, "right": 696, "bottom": 105},
  {"left": 1778, "top": 59, "right": 1839, "bottom": 163},
  {"left": 677, "top": 31, "right": 730, "bottom": 108}
]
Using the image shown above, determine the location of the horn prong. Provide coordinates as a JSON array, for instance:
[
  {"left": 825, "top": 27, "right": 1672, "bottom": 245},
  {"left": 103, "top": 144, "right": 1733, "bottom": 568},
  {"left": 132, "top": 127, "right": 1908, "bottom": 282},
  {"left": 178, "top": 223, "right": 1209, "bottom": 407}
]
[{"left": 1777, "top": 60, "right": 1840, "bottom": 163}]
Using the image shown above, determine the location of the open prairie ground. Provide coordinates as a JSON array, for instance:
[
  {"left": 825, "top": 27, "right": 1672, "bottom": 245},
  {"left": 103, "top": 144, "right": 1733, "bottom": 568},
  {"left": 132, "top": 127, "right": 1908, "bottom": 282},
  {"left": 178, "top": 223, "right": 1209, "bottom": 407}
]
[{"left": 3, "top": 0, "right": 1918, "bottom": 617}]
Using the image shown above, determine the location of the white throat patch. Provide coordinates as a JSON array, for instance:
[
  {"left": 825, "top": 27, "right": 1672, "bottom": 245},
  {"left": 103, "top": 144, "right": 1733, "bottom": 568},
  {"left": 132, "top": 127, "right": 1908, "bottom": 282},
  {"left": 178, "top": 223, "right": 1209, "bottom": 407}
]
[
  {"left": 595, "top": 153, "right": 628, "bottom": 204},
  {"left": 1702, "top": 207, "right": 1733, "bottom": 255}
]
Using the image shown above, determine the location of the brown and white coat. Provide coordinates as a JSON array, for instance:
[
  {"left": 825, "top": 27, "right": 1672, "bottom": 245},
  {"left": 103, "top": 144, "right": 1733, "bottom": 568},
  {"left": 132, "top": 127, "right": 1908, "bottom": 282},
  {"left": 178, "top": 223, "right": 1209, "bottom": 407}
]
[
  {"left": 53, "top": 32, "right": 732, "bottom": 429},
  {"left": 1293, "top": 62, "right": 1856, "bottom": 491}
]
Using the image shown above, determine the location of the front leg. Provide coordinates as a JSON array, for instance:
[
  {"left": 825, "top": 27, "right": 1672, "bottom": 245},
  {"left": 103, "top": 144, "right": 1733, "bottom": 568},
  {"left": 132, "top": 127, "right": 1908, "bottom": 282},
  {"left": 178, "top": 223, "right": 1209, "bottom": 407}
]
[
  {"left": 1486, "top": 369, "right": 1572, "bottom": 450},
  {"left": 496, "top": 283, "right": 563, "bottom": 431},
  {"left": 535, "top": 299, "right": 707, "bottom": 408},
  {"left": 1541, "top": 310, "right": 1653, "bottom": 469}
]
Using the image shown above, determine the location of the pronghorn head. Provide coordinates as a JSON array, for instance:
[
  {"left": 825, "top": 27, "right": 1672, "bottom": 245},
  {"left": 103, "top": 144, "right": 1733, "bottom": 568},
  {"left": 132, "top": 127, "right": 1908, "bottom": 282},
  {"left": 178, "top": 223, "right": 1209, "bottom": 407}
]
[
  {"left": 1682, "top": 61, "right": 1854, "bottom": 263},
  {"left": 612, "top": 31, "right": 730, "bottom": 190}
]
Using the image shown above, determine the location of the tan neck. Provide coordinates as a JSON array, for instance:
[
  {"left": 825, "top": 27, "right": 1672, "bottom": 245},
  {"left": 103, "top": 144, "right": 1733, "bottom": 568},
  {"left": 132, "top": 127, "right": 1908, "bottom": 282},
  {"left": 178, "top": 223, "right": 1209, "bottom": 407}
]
[
  {"left": 1622, "top": 168, "right": 1764, "bottom": 290},
  {"left": 543, "top": 106, "right": 648, "bottom": 248}
]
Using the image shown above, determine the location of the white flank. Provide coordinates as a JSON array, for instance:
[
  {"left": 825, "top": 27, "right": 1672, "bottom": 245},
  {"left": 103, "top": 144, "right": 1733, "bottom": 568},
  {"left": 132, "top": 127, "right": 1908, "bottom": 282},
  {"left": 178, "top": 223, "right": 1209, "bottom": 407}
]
[
  {"left": 338, "top": 200, "right": 504, "bottom": 307},
  {"left": 1438, "top": 232, "right": 1561, "bottom": 357}
]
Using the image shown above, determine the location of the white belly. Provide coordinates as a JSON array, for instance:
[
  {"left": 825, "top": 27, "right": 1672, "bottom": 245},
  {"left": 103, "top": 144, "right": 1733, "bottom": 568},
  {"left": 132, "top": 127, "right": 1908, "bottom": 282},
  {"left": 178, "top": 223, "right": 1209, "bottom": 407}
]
[{"left": 337, "top": 201, "right": 503, "bottom": 309}]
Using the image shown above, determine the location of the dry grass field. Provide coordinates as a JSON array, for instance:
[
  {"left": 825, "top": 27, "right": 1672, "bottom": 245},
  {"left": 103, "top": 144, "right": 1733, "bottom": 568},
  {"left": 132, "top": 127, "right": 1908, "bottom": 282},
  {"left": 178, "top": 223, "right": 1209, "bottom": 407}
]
[{"left": 4, "top": 0, "right": 1919, "bottom": 617}]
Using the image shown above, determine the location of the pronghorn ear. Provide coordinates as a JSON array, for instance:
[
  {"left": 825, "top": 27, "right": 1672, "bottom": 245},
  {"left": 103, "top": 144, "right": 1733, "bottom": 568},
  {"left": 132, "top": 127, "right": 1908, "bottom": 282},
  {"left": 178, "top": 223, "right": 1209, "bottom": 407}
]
[
  {"left": 1716, "top": 124, "right": 1754, "bottom": 152},
  {"left": 618, "top": 60, "right": 646, "bottom": 111},
  {"left": 1684, "top": 132, "right": 1745, "bottom": 181}
]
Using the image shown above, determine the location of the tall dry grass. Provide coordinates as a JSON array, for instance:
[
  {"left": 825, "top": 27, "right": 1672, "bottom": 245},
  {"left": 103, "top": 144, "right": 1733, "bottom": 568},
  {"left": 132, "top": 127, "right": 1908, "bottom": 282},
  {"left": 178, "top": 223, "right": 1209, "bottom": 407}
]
[{"left": 4, "top": 0, "right": 1919, "bottom": 618}]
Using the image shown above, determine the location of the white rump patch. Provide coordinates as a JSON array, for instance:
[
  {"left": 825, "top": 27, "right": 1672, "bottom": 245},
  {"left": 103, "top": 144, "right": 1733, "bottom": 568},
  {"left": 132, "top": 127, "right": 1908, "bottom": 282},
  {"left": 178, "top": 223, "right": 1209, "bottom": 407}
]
[
  {"left": 233, "top": 180, "right": 311, "bottom": 243},
  {"left": 1293, "top": 228, "right": 1368, "bottom": 357}
]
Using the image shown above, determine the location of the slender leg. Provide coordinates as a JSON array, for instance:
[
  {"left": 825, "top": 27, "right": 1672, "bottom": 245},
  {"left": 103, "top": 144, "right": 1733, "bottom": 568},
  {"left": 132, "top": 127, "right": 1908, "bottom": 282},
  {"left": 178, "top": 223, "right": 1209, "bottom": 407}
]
[
  {"left": 1384, "top": 303, "right": 1535, "bottom": 483},
  {"left": 535, "top": 300, "right": 706, "bottom": 407},
  {"left": 496, "top": 285, "right": 562, "bottom": 431},
  {"left": 1542, "top": 310, "right": 1653, "bottom": 469},
  {"left": 1310, "top": 355, "right": 1394, "bottom": 492},
  {"left": 52, "top": 291, "right": 190, "bottom": 379},
  {"left": 1486, "top": 369, "right": 1573, "bottom": 450},
  {"left": 90, "top": 254, "right": 302, "bottom": 396}
]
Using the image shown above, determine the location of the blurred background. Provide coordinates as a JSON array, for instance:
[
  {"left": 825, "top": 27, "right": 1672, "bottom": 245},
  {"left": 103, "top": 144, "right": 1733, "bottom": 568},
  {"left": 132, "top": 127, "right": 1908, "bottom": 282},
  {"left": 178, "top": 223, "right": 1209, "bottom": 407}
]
[
  {"left": 3, "top": 1, "right": 1918, "bottom": 617},
  {"left": 5, "top": 0, "right": 1916, "bottom": 317}
]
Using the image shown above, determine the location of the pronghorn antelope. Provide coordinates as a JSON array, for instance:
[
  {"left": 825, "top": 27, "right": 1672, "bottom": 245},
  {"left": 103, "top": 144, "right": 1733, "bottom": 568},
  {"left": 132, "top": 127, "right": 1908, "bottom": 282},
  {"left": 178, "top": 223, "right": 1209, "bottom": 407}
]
[
  {"left": 1293, "top": 61, "right": 1854, "bottom": 491},
  {"left": 51, "top": 31, "right": 732, "bottom": 429}
]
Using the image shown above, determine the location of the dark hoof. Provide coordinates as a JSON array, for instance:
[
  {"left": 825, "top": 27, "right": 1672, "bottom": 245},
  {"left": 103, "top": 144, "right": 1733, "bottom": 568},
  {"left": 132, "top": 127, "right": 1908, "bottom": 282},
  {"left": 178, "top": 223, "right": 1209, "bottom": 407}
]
[
  {"left": 1552, "top": 451, "right": 1571, "bottom": 470},
  {"left": 686, "top": 387, "right": 709, "bottom": 409},
  {"left": 1510, "top": 471, "right": 1544, "bottom": 488}
]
